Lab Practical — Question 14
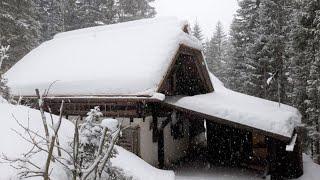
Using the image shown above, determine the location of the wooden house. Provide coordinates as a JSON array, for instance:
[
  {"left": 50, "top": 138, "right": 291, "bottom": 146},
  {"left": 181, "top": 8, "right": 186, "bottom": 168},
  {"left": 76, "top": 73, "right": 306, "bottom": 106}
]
[{"left": 5, "top": 17, "right": 303, "bottom": 179}]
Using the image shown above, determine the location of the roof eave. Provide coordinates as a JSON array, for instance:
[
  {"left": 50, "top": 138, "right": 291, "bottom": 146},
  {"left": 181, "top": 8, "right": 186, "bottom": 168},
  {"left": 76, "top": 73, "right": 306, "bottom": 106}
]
[
  {"left": 163, "top": 102, "right": 292, "bottom": 143},
  {"left": 16, "top": 95, "right": 163, "bottom": 103}
]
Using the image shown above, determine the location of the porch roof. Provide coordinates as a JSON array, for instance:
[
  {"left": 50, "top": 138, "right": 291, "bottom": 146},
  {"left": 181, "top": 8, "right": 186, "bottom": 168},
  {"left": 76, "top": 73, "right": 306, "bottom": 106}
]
[{"left": 165, "top": 73, "right": 301, "bottom": 140}]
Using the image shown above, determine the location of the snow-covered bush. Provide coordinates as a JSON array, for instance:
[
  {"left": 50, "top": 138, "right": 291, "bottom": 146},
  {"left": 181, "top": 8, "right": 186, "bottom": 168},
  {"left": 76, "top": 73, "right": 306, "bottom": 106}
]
[
  {"left": 79, "top": 107, "right": 105, "bottom": 169},
  {"left": 74, "top": 106, "right": 130, "bottom": 179}
]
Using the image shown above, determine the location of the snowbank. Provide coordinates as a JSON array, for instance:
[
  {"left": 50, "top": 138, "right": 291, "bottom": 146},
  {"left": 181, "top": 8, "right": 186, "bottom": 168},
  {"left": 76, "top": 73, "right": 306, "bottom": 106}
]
[
  {"left": 0, "top": 103, "right": 74, "bottom": 179},
  {"left": 297, "top": 154, "right": 320, "bottom": 180},
  {"left": 112, "top": 146, "right": 175, "bottom": 180},
  {"left": 165, "top": 73, "right": 301, "bottom": 138},
  {"left": 0, "top": 102, "right": 174, "bottom": 180},
  {"left": 5, "top": 17, "right": 202, "bottom": 97}
]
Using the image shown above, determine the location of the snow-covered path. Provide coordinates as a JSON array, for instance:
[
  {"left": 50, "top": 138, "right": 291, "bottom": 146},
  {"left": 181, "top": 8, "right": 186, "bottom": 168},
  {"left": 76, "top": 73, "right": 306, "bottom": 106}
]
[
  {"left": 175, "top": 163, "right": 262, "bottom": 180},
  {"left": 175, "top": 166, "right": 262, "bottom": 180},
  {"left": 173, "top": 147, "right": 263, "bottom": 180},
  {"left": 175, "top": 154, "right": 320, "bottom": 180}
]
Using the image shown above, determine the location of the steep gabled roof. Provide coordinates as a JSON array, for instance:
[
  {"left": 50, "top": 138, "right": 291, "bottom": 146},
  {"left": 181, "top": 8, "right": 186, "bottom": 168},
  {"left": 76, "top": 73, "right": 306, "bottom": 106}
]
[{"left": 5, "top": 17, "right": 203, "bottom": 97}]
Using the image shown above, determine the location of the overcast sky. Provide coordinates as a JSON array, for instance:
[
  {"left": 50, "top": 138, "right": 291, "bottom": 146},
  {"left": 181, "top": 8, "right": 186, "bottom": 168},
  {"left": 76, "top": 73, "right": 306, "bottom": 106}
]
[{"left": 152, "top": 0, "right": 239, "bottom": 39}]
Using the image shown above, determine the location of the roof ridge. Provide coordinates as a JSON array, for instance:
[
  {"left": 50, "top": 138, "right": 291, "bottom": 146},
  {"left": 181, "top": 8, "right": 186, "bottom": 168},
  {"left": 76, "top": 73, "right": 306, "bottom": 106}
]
[{"left": 54, "top": 17, "right": 186, "bottom": 40}]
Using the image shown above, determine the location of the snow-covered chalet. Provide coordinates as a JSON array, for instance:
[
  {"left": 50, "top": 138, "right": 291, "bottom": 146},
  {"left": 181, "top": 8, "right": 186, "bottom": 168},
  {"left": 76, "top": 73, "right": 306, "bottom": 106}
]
[{"left": 5, "top": 17, "right": 303, "bottom": 178}]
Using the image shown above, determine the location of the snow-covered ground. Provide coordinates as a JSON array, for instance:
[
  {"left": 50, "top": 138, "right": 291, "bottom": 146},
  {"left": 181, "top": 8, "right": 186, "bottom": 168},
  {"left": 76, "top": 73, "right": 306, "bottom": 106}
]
[
  {"left": 112, "top": 146, "right": 174, "bottom": 180},
  {"left": 176, "top": 165, "right": 262, "bottom": 180},
  {"left": 175, "top": 154, "right": 320, "bottom": 180},
  {"left": 0, "top": 102, "right": 74, "bottom": 179},
  {"left": 0, "top": 101, "right": 173, "bottom": 180},
  {"left": 297, "top": 154, "right": 320, "bottom": 180}
]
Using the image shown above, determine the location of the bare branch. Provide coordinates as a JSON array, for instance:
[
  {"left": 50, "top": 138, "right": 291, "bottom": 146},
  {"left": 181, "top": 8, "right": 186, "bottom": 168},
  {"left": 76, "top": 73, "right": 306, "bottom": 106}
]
[
  {"left": 43, "top": 80, "right": 59, "bottom": 97},
  {"left": 35, "top": 89, "right": 50, "bottom": 145},
  {"left": 73, "top": 117, "right": 80, "bottom": 180},
  {"left": 47, "top": 106, "right": 62, "bottom": 157},
  {"left": 44, "top": 100, "right": 64, "bottom": 180}
]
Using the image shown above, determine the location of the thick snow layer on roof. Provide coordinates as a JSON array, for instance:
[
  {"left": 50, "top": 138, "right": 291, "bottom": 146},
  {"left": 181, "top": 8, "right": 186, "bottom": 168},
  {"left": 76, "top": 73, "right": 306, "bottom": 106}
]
[
  {"left": 5, "top": 17, "right": 201, "bottom": 97},
  {"left": 166, "top": 73, "right": 301, "bottom": 138}
]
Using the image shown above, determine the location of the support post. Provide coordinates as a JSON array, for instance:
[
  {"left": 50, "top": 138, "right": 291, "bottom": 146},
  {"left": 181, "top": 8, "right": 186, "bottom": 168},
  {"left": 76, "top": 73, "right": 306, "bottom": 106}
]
[
  {"left": 152, "top": 113, "right": 158, "bottom": 143},
  {"left": 158, "top": 114, "right": 172, "bottom": 169},
  {"left": 284, "top": 130, "right": 303, "bottom": 178},
  {"left": 151, "top": 103, "right": 162, "bottom": 143},
  {"left": 267, "top": 135, "right": 304, "bottom": 180}
]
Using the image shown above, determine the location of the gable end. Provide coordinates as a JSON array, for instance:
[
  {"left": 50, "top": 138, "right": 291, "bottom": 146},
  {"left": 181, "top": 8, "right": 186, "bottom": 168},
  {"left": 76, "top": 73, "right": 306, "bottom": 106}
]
[{"left": 158, "top": 45, "right": 214, "bottom": 96}]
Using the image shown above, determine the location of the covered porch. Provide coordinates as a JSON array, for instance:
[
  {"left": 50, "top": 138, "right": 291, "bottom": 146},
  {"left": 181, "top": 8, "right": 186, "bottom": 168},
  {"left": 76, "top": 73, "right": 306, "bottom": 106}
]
[{"left": 163, "top": 84, "right": 303, "bottom": 179}]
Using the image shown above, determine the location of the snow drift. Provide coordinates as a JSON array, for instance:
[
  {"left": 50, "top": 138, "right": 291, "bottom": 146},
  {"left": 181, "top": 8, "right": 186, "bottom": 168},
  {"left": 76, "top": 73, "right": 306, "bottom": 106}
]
[{"left": 0, "top": 102, "right": 174, "bottom": 180}]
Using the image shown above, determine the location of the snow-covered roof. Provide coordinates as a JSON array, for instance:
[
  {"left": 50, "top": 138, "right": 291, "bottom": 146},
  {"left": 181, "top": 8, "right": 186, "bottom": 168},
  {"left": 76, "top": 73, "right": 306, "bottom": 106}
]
[
  {"left": 165, "top": 73, "right": 301, "bottom": 138},
  {"left": 5, "top": 17, "right": 202, "bottom": 97}
]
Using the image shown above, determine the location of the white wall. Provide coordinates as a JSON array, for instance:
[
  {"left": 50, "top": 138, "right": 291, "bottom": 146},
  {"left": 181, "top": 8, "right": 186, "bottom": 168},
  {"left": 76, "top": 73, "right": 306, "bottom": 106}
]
[
  {"left": 137, "top": 117, "right": 159, "bottom": 166},
  {"left": 117, "top": 117, "right": 159, "bottom": 166},
  {"left": 71, "top": 114, "right": 190, "bottom": 168},
  {"left": 118, "top": 116, "right": 190, "bottom": 167}
]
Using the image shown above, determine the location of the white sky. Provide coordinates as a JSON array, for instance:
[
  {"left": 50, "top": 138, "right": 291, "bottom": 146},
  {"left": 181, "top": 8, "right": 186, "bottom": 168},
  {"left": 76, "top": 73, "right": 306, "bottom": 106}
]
[{"left": 152, "top": 0, "right": 239, "bottom": 39}]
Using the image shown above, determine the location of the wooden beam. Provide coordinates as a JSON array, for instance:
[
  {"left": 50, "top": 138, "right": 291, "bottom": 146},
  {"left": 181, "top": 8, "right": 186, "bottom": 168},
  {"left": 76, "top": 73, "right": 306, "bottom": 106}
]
[
  {"left": 17, "top": 96, "right": 160, "bottom": 104},
  {"left": 51, "top": 109, "right": 144, "bottom": 118}
]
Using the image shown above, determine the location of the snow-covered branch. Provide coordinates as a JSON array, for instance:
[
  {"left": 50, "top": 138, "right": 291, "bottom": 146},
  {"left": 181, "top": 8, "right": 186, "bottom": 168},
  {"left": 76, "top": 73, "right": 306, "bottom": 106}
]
[{"left": 0, "top": 45, "right": 10, "bottom": 70}]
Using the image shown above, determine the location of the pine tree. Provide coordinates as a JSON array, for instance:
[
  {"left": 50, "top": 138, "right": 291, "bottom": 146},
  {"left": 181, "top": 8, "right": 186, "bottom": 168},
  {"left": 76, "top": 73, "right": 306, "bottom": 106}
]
[
  {"left": 253, "top": 0, "right": 294, "bottom": 102},
  {"left": 296, "top": 0, "right": 320, "bottom": 162},
  {"left": 229, "top": 0, "right": 260, "bottom": 93},
  {"left": 30, "top": 0, "right": 80, "bottom": 39},
  {"left": 192, "top": 21, "right": 204, "bottom": 42},
  {"left": 230, "top": 0, "right": 294, "bottom": 101},
  {"left": 0, "top": 0, "right": 41, "bottom": 70},
  {"left": 34, "top": 0, "right": 66, "bottom": 41},
  {"left": 205, "top": 21, "right": 229, "bottom": 83},
  {"left": 116, "top": 0, "right": 156, "bottom": 22},
  {"left": 287, "top": 0, "right": 311, "bottom": 153},
  {"left": 73, "top": 0, "right": 116, "bottom": 29}
]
